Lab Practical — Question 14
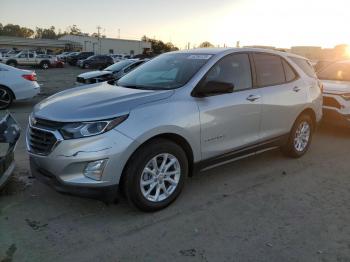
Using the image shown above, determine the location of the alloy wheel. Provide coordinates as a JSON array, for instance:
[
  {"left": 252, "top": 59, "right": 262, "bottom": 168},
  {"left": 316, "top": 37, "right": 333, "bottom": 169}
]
[
  {"left": 293, "top": 121, "right": 311, "bottom": 152},
  {"left": 140, "top": 153, "right": 181, "bottom": 202},
  {"left": 0, "top": 88, "right": 11, "bottom": 109}
]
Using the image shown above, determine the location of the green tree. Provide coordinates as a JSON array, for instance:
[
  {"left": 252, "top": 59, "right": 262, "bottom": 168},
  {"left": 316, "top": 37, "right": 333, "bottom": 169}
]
[
  {"left": 0, "top": 23, "right": 34, "bottom": 37},
  {"left": 142, "top": 35, "right": 179, "bottom": 54},
  {"left": 199, "top": 41, "right": 214, "bottom": 48}
]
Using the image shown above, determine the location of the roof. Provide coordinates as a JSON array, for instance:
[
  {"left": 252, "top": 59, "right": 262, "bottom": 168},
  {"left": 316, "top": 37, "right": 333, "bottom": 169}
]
[
  {"left": 175, "top": 47, "right": 308, "bottom": 60},
  {"left": 0, "top": 36, "right": 82, "bottom": 49}
]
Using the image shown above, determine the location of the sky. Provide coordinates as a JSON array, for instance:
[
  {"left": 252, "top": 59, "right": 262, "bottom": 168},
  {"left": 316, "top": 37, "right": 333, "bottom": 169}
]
[{"left": 1, "top": 0, "right": 350, "bottom": 49}]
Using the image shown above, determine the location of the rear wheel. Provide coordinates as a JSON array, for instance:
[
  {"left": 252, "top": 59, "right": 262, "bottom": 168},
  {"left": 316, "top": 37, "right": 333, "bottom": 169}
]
[
  {"left": 124, "top": 139, "right": 188, "bottom": 212},
  {"left": 282, "top": 114, "right": 313, "bottom": 158},
  {"left": 0, "top": 86, "right": 13, "bottom": 109},
  {"left": 40, "top": 61, "right": 50, "bottom": 69},
  {"left": 6, "top": 60, "right": 17, "bottom": 67}
]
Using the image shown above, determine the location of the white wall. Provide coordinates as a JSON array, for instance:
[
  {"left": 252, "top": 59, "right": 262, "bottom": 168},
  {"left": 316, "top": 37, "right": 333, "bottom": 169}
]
[{"left": 59, "top": 35, "right": 151, "bottom": 55}]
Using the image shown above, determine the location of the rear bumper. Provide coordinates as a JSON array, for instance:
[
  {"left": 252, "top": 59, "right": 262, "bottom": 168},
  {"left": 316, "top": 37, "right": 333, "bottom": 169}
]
[{"left": 30, "top": 158, "right": 118, "bottom": 200}]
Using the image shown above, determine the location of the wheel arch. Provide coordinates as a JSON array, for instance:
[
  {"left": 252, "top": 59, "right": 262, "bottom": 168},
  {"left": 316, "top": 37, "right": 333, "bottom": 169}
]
[
  {"left": 119, "top": 132, "right": 195, "bottom": 193},
  {"left": 0, "top": 84, "right": 16, "bottom": 100},
  {"left": 6, "top": 59, "right": 17, "bottom": 66},
  {"left": 297, "top": 108, "right": 317, "bottom": 130}
]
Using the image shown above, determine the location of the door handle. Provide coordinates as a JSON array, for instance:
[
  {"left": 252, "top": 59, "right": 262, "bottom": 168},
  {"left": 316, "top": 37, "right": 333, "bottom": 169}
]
[
  {"left": 246, "top": 94, "right": 261, "bottom": 102},
  {"left": 293, "top": 86, "right": 301, "bottom": 92}
]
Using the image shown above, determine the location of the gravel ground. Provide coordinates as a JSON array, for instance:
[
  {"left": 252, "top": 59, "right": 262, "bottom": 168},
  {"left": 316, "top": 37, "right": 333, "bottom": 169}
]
[{"left": 1, "top": 66, "right": 350, "bottom": 262}]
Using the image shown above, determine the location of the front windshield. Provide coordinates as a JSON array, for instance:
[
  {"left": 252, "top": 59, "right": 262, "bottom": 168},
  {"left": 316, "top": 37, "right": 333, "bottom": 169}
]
[
  {"left": 105, "top": 60, "right": 135, "bottom": 72},
  {"left": 317, "top": 62, "right": 350, "bottom": 81},
  {"left": 117, "top": 53, "right": 212, "bottom": 90}
]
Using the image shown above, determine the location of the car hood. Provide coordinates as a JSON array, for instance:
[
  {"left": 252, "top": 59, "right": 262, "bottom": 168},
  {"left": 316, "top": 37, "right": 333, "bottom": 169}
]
[
  {"left": 321, "top": 80, "right": 350, "bottom": 94},
  {"left": 78, "top": 70, "right": 112, "bottom": 79},
  {"left": 33, "top": 82, "right": 174, "bottom": 122}
]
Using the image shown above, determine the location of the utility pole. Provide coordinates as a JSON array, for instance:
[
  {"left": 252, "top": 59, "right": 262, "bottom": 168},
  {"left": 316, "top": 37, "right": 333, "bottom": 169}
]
[{"left": 97, "top": 25, "right": 102, "bottom": 54}]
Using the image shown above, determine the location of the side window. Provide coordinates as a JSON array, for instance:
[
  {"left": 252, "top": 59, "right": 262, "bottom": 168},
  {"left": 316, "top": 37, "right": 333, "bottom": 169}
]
[
  {"left": 282, "top": 60, "right": 297, "bottom": 82},
  {"left": 28, "top": 53, "right": 34, "bottom": 58},
  {"left": 204, "top": 53, "right": 252, "bottom": 91},
  {"left": 19, "top": 53, "right": 27, "bottom": 58},
  {"left": 253, "top": 53, "right": 285, "bottom": 86}
]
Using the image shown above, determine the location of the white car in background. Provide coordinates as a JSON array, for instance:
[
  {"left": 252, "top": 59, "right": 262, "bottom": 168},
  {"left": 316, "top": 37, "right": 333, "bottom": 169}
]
[
  {"left": 109, "top": 54, "right": 131, "bottom": 63},
  {"left": 0, "top": 63, "right": 40, "bottom": 109},
  {"left": 317, "top": 60, "right": 350, "bottom": 126}
]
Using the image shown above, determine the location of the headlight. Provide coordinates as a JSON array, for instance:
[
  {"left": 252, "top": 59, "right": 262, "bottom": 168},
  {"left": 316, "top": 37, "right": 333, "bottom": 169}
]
[
  {"left": 60, "top": 115, "right": 128, "bottom": 139},
  {"left": 340, "top": 93, "right": 350, "bottom": 101}
]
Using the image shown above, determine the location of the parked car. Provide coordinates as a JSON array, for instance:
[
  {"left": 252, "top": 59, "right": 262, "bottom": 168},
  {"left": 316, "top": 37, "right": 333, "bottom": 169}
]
[
  {"left": 57, "top": 52, "right": 71, "bottom": 61},
  {"left": 27, "top": 48, "right": 322, "bottom": 211},
  {"left": 1, "top": 50, "right": 21, "bottom": 59},
  {"left": 59, "top": 52, "right": 78, "bottom": 62},
  {"left": 1, "top": 51, "right": 53, "bottom": 69},
  {"left": 109, "top": 54, "right": 131, "bottom": 63},
  {"left": 317, "top": 60, "right": 350, "bottom": 126},
  {"left": 314, "top": 60, "right": 335, "bottom": 72},
  {"left": 0, "top": 113, "right": 20, "bottom": 190},
  {"left": 0, "top": 63, "right": 40, "bottom": 109},
  {"left": 67, "top": 52, "right": 94, "bottom": 66},
  {"left": 76, "top": 59, "right": 148, "bottom": 84},
  {"left": 79, "top": 55, "right": 114, "bottom": 69}
]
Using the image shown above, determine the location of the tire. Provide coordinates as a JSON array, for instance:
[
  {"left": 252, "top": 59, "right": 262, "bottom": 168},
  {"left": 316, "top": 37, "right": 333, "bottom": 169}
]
[
  {"left": 124, "top": 138, "right": 188, "bottom": 212},
  {"left": 40, "top": 61, "right": 50, "bottom": 69},
  {"left": 6, "top": 60, "right": 17, "bottom": 68},
  {"left": 0, "top": 86, "right": 13, "bottom": 109},
  {"left": 281, "top": 114, "right": 314, "bottom": 158}
]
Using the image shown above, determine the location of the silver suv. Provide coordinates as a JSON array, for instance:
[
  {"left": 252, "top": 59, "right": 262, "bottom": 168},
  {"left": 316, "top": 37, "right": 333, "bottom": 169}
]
[{"left": 27, "top": 48, "right": 322, "bottom": 211}]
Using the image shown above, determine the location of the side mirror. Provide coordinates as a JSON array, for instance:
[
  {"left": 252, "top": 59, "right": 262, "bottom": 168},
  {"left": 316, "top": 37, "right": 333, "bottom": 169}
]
[{"left": 193, "top": 81, "right": 234, "bottom": 97}]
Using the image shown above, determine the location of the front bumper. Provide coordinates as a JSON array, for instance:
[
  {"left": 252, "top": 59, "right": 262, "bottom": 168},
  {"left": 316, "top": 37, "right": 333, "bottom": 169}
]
[
  {"left": 27, "top": 127, "right": 140, "bottom": 194},
  {"left": 30, "top": 158, "right": 117, "bottom": 200},
  {"left": 323, "top": 108, "right": 350, "bottom": 127}
]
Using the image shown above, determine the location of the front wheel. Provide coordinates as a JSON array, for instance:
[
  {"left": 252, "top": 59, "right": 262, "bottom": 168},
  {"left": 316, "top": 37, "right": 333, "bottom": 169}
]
[
  {"left": 281, "top": 114, "right": 313, "bottom": 158},
  {"left": 124, "top": 139, "right": 188, "bottom": 212}
]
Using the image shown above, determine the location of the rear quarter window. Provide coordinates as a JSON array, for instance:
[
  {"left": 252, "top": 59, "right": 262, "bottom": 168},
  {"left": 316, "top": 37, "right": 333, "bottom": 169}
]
[{"left": 289, "top": 57, "right": 317, "bottom": 78}]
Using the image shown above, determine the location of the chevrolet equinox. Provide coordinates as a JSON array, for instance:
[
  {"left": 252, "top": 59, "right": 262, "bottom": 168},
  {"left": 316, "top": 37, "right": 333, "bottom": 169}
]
[{"left": 27, "top": 48, "right": 323, "bottom": 211}]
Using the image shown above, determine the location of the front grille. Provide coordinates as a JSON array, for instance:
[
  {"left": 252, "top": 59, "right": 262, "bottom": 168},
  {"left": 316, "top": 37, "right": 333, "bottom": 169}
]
[
  {"left": 323, "top": 96, "right": 342, "bottom": 109},
  {"left": 28, "top": 127, "right": 58, "bottom": 155},
  {"left": 76, "top": 77, "right": 85, "bottom": 84},
  {"left": 34, "top": 118, "right": 63, "bottom": 130}
]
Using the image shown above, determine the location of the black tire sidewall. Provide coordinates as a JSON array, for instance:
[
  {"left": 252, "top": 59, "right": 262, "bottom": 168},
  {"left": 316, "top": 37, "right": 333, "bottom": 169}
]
[
  {"left": 41, "top": 61, "right": 49, "bottom": 69},
  {"left": 286, "top": 114, "right": 313, "bottom": 157},
  {"left": 0, "top": 86, "right": 13, "bottom": 109},
  {"left": 125, "top": 139, "right": 188, "bottom": 211}
]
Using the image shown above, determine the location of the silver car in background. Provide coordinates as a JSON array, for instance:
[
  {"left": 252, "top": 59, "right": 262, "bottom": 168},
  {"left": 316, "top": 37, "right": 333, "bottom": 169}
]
[
  {"left": 0, "top": 63, "right": 40, "bottom": 109},
  {"left": 27, "top": 48, "right": 322, "bottom": 211}
]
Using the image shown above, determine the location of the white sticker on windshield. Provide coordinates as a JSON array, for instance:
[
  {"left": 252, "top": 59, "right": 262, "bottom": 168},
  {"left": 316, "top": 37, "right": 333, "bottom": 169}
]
[{"left": 187, "top": 55, "right": 212, "bottom": 60}]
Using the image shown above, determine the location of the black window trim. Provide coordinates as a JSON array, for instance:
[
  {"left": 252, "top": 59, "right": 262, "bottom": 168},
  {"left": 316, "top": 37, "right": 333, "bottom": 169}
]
[
  {"left": 192, "top": 51, "right": 255, "bottom": 97},
  {"left": 250, "top": 52, "right": 300, "bottom": 89}
]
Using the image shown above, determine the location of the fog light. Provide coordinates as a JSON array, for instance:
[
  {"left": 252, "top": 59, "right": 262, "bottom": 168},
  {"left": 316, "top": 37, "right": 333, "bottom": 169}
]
[{"left": 83, "top": 159, "right": 108, "bottom": 181}]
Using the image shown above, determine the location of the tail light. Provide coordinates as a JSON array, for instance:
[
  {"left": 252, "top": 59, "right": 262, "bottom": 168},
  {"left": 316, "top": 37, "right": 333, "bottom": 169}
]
[{"left": 22, "top": 73, "right": 37, "bottom": 81}]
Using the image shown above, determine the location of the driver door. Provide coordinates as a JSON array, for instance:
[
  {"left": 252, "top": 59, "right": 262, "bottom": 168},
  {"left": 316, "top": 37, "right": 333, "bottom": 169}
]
[{"left": 195, "top": 53, "right": 262, "bottom": 160}]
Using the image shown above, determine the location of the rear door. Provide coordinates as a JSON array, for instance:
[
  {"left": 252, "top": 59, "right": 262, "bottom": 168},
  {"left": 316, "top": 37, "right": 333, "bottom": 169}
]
[
  {"left": 196, "top": 53, "right": 262, "bottom": 160},
  {"left": 253, "top": 53, "right": 307, "bottom": 140}
]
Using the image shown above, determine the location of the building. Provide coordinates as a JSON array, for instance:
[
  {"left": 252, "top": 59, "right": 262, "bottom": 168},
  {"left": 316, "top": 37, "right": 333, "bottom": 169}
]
[
  {"left": 59, "top": 35, "right": 151, "bottom": 56},
  {"left": 290, "top": 46, "right": 322, "bottom": 61},
  {"left": 0, "top": 36, "right": 82, "bottom": 53}
]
